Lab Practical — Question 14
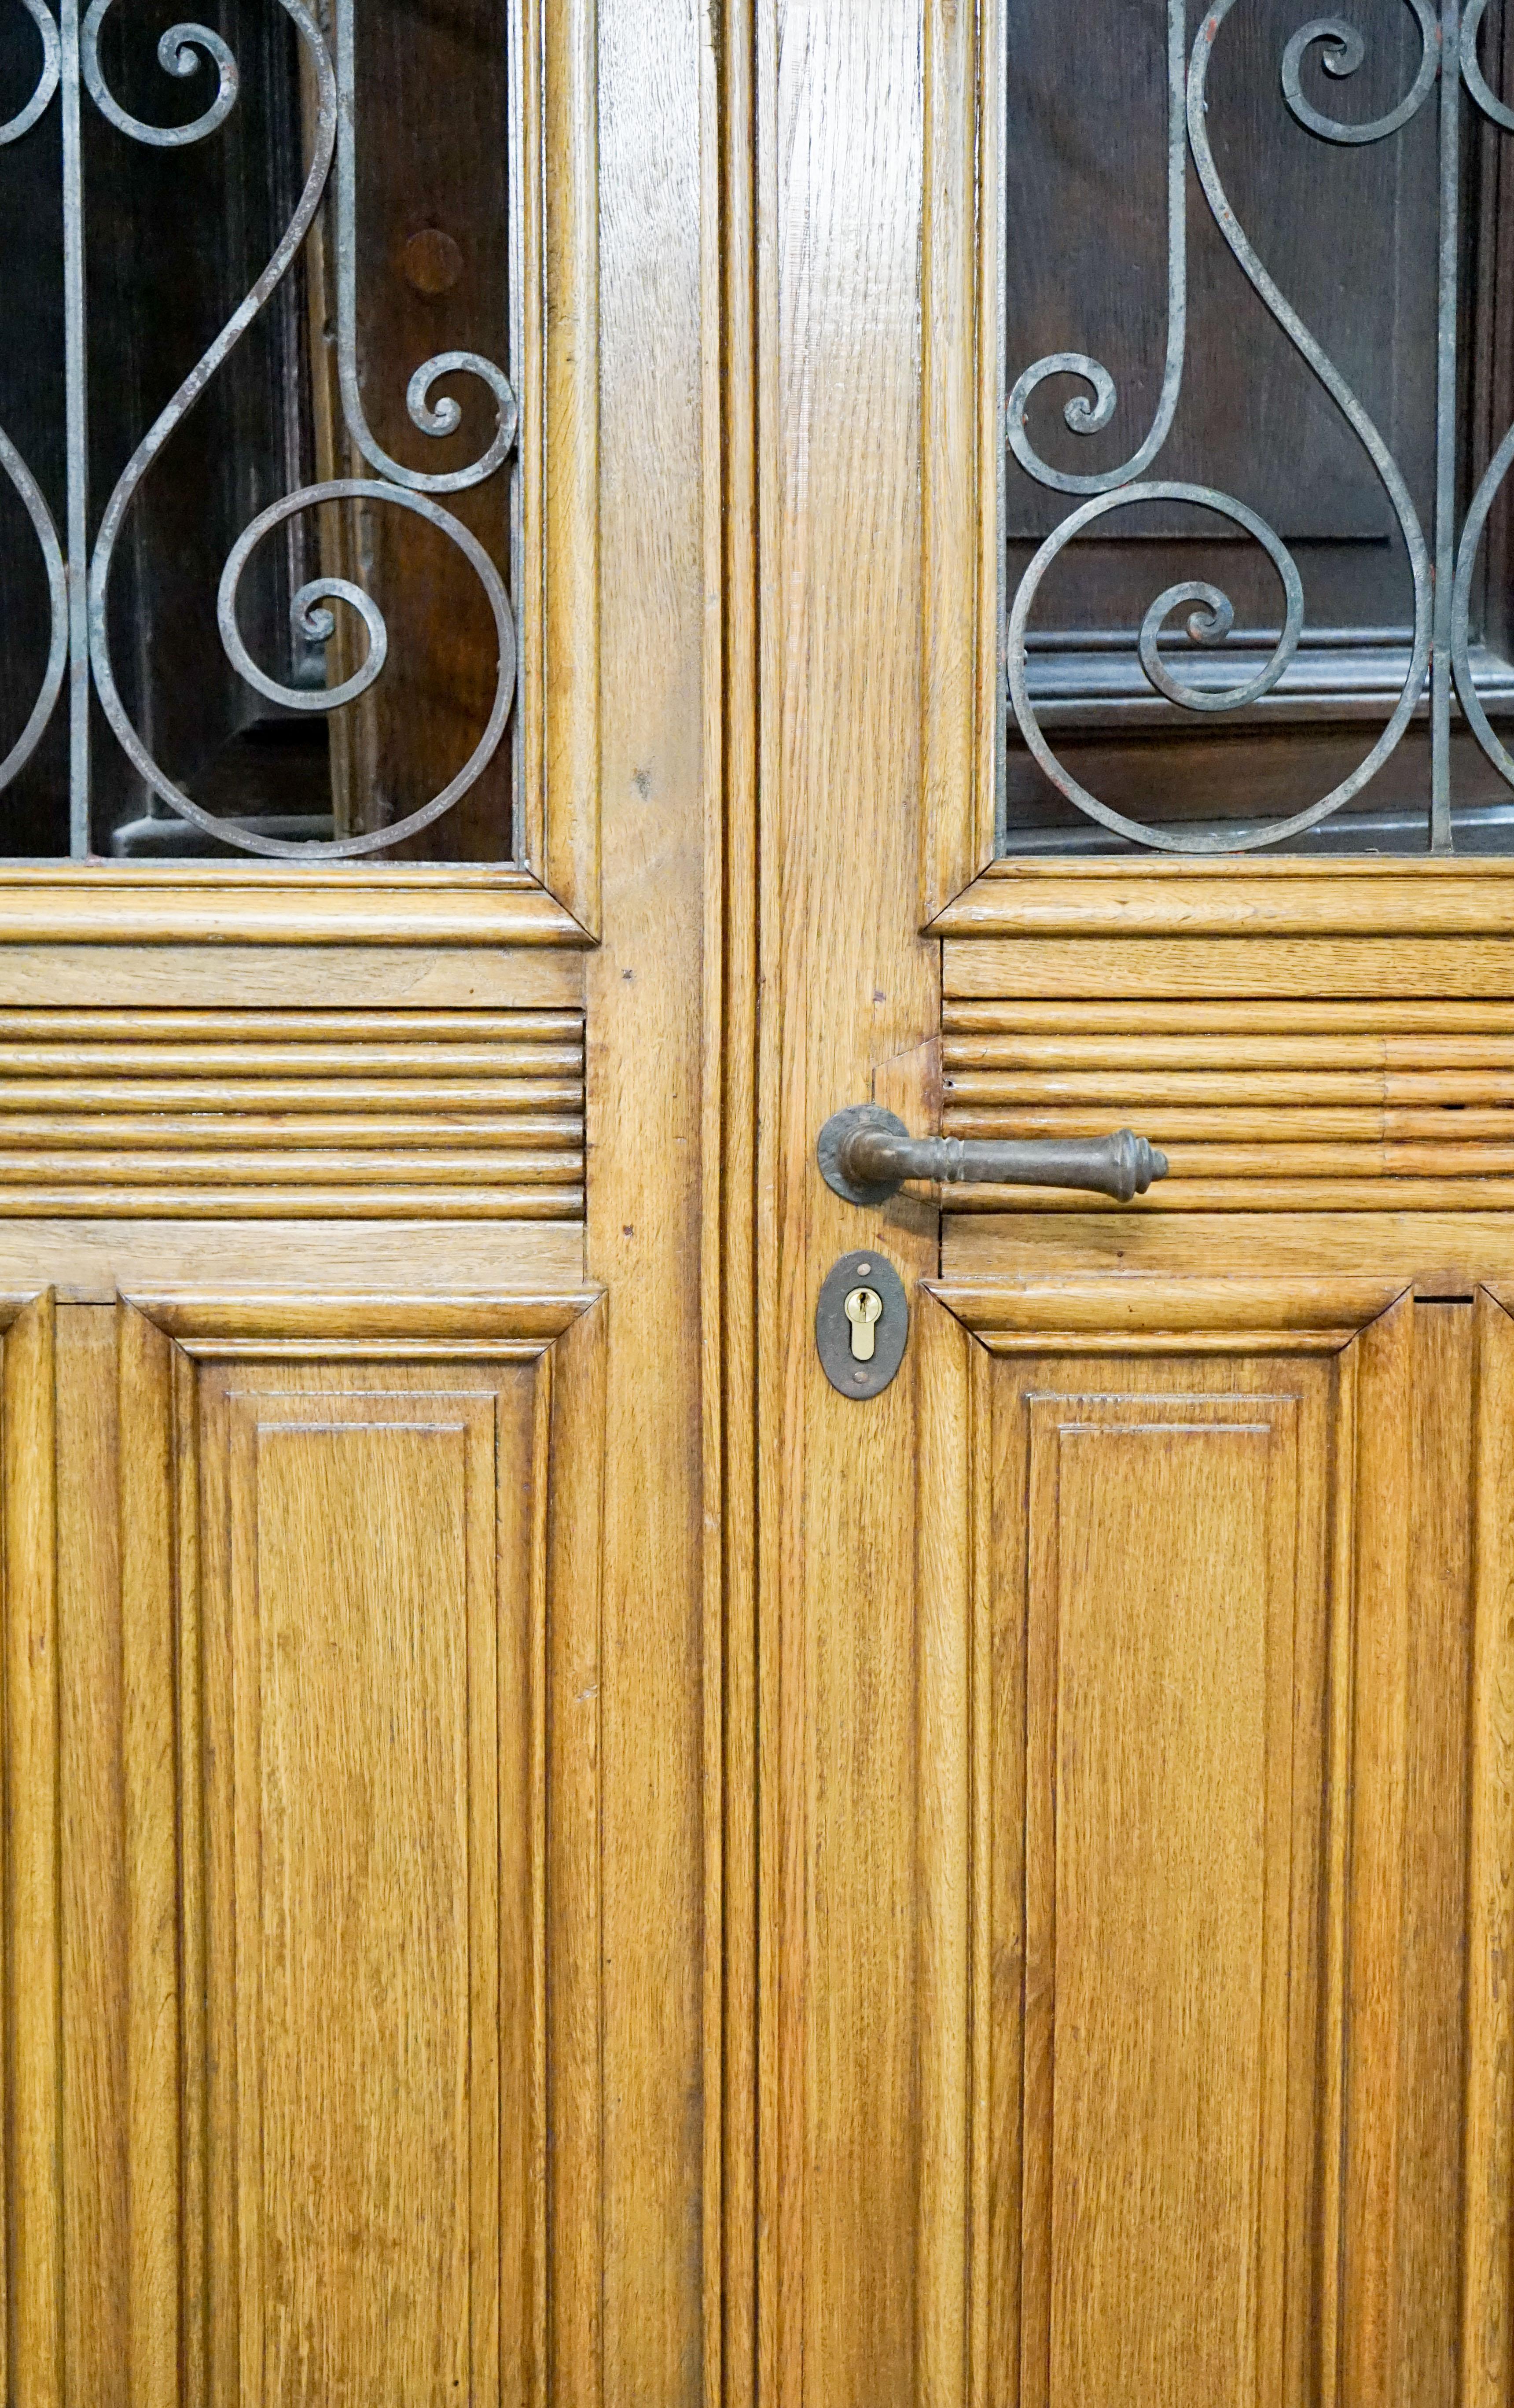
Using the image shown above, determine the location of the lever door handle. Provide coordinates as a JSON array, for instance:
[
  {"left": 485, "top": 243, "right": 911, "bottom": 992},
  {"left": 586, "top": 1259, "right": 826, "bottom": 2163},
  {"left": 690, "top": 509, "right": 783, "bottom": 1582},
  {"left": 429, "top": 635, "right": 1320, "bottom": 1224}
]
[{"left": 817, "top": 1104, "right": 1168, "bottom": 1205}]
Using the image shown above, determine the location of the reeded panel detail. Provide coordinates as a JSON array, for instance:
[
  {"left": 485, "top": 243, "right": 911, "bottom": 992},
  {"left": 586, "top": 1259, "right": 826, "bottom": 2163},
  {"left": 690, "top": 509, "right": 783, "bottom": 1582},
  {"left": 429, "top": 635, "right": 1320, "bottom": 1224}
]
[
  {"left": 941, "top": 995, "right": 1514, "bottom": 1214},
  {"left": 0, "top": 1005, "right": 585, "bottom": 1218}
]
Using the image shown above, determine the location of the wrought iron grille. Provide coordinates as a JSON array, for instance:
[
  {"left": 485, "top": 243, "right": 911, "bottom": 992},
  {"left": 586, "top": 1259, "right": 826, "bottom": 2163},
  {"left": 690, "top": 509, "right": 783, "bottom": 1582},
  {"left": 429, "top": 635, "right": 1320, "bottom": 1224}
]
[
  {"left": 1002, "top": 0, "right": 1514, "bottom": 855},
  {"left": 0, "top": 0, "right": 518, "bottom": 860}
]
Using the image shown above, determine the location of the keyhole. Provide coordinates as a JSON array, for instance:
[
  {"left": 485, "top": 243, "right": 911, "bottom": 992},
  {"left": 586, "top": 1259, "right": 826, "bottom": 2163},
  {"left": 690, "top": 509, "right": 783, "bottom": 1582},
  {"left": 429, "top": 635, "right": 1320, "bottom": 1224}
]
[{"left": 844, "top": 1286, "right": 883, "bottom": 1362}]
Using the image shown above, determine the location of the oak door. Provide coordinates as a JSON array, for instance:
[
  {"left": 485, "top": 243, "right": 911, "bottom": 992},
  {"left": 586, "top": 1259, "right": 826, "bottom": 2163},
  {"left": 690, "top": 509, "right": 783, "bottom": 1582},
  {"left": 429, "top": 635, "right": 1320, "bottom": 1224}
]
[
  {"left": 4, "top": 7, "right": 1514, "bottom": 2408},
  {"left": 0, "top": 2, "right": 715, "bottom": 2404},
  {"left": 750, "top": 7, "right": 1514, "bottom": 2408}
]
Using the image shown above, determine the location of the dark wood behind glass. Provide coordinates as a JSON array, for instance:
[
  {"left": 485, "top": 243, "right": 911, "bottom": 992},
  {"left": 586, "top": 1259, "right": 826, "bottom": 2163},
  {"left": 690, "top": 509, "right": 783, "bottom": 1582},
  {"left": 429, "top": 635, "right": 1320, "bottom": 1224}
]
[
  {"left": 0, "top": 0, "right": 514, "bottom": 859},
  {"left": 1002, "top": 0, "right": 1514, "bottom": 854}
]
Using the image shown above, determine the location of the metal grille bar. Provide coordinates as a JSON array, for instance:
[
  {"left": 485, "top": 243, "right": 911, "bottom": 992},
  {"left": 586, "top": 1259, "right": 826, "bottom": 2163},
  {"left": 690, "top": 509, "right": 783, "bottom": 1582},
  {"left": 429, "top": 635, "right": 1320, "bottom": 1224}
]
[
  {"left": 1005, "top": 0, "right": 1514, "bottom": 856},
  {"left": 0, "top": 0, "right": 518, "bottom": 860}
]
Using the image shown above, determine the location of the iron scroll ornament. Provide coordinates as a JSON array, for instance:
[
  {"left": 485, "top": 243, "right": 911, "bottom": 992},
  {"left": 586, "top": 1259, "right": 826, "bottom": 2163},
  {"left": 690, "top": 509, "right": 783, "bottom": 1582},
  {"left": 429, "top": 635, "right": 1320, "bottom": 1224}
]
[
  {"left": 1005, "top": 0, "right": 1514, "bottom": 856},
  {"left": 0, "top": 0, "right": 519, "bottom": 859}
]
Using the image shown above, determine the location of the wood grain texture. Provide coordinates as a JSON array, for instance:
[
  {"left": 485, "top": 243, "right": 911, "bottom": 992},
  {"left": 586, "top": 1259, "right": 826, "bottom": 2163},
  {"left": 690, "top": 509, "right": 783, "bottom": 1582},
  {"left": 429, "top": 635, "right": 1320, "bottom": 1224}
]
[
  {"left": 4, "top": 1295, "right": 61, "bottom": 2408},
  {"left": 944, "top": 1209, "right": 1514, "bottom": 1291},
  {"left": 992, "top": 1340, "right": 1337, "bottom": 2408},
  {"left": 915, "top": 1296, "right": 978, "bottom": 2408},
  {"left": 1465, "top": 1290, "right": 1514, "bottom": 2408},
  {"left": 589, "top": 0, "right": 711, "bottom": 2397},
  {"left": 0, "top": 946, "right": 584, "bottom": 1014},
  {"left": 906, "top": 1282, "right": 1479, "bottom": 2408},
  {"left": 1340, "top": 1297, "right": 1415, "bottom": 2408},
  {"left": 0, "top": 1220, "right": 585, "bottom": 1302},
  {"left": 57, "top": 1307, "right": 129, "bottom": 2408},
  {"left": 1025, "top": 1388, "right": 1302, "bottom": 2408},
  {"left": 230, "top": 1390, "right": 491, "bottom": 2395},
  {"left": 702, "top": 0, "right": 760, "bottom": 2399},
  {"left": 118, "top": 1306, "right": 177, "bottom": 2408},
  {"left": 536, "top": 0, "right": 601, "bottom": 931},
  {"left": 0, "top": 1010, "right": 584, "bottom": 1221},
  {"left": 934, "top": 858, "right": 1514, "bottom": 939},
  {"left": 1400, "top": 1304, "right": 1473, "bottom": 2408},
  {"left": 934, "top": 1276, "right": 1407, "bottom": 1351},
  {"left": 920, "top": 0, "right": 995, "bottom": 920},
  {"left": 543, "top": 1295, "right": 608, "bottom": 2408},
  {"left": 944, "top": 935, "right": 1514, "bottom": 1001},
  {"left": 0, "top": 869, "right": 588, "bottom": 949},
  {"left": 101, "top": 1290, "right": 606, "bottom": 2408},
  {"left": 756, "top": 2, "right": 942, "bottom": 2404}
]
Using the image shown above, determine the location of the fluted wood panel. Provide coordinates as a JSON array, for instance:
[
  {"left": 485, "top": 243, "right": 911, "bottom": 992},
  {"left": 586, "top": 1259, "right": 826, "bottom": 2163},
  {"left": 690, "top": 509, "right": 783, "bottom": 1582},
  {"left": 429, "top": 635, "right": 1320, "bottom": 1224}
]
[
  {"left": 942, "top": 1001, "right": 1514, "bottom": 1210},
  {"left": 0, "top": 1010, "right": 584, "bottom": 1219}
]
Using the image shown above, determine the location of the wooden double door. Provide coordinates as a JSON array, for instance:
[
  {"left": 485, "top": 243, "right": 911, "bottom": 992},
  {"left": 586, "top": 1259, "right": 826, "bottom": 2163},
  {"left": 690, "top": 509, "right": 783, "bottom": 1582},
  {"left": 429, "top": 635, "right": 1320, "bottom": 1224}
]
[{"left": 1, "top": 6, "right": 1509, "bottom": 2408}]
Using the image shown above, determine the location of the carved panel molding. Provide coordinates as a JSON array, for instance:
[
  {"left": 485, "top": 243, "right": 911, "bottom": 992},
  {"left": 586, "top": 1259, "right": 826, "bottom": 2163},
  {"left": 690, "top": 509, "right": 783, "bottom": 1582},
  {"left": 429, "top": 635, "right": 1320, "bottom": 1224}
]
[
  {"left": 911, "top": 1281, "right": 1503, "bottom": 2408},
  {"left": 0, "top": 1286, "right": 606, "bottom": 2408}
]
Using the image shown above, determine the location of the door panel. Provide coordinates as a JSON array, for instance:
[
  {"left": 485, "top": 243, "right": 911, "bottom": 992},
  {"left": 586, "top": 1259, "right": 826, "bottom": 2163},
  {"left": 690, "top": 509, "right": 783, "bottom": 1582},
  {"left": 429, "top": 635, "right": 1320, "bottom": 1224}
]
[
  {"left": 1019, "top": 1384, "right": 1312, "bottom": 2408},
  {"left": 0, "top": 0, "right": 713, "bottom": 2389},
  {"left": 12, "top": 4, "right": 1514, "bottom": 2404},
  {"left": 7, "top": 1291, "right": 608, "bottom": 2408},
  {"left": 744, "top": 3, "right": 1514, "bottom": 2404},
  {"left": 912, "top": 1284, "right": 1490, "bottom": 2408}
]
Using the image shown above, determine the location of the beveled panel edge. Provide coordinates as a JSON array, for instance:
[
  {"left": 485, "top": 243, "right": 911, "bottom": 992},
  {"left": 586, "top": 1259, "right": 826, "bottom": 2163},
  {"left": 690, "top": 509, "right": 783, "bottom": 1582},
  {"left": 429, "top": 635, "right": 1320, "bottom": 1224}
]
[
  {"left": 927, "top": 1275, "right": 1409, "bottom": 1355},
  {"left": 531, "top": 0, "right": 602, "bottom": 937},
  {"left": 0, "top": 869, "right": 590, "bottom": 949},
  {"left": 919, "top": 0, "right": 998, "bottom": 920},
  {"left": 914, "top": 1293, "right": 988, "bottom": 2408},
  {"left": 932, "top": 858, "right": 1514, "bottom": 942},
  {"left": 124, "top": 1288, "right": 602, "bottom": 1354}
]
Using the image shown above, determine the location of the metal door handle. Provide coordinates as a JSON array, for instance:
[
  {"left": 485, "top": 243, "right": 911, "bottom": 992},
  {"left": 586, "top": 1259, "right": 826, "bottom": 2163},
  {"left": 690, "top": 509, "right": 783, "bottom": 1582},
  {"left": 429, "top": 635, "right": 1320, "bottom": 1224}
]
[{"left": 817, "top": 1104, "right": 1168, "bottom": 1205}]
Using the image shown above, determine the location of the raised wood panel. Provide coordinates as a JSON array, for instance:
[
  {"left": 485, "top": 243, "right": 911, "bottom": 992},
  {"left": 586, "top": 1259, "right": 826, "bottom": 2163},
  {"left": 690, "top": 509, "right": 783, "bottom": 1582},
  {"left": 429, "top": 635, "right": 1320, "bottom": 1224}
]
[
  {"left": 1023, "top": 1388, "right": 1307, "bottom": 2408},
  {"left": 0, "top": 1289, "right": 605, "bottom": 2408},
  {"left": 220, "top": 1382, "right": 505, "bottom": 2396},
  {"left": 156, "top": 1298, "right": 600, "bottom": 2408},
  {"left": 1015, "top": 1365, "right": 1329, "bottom": 2408},
  {"left": 916, "top": 1283, "right": 1482, "bottom": 2408}
]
